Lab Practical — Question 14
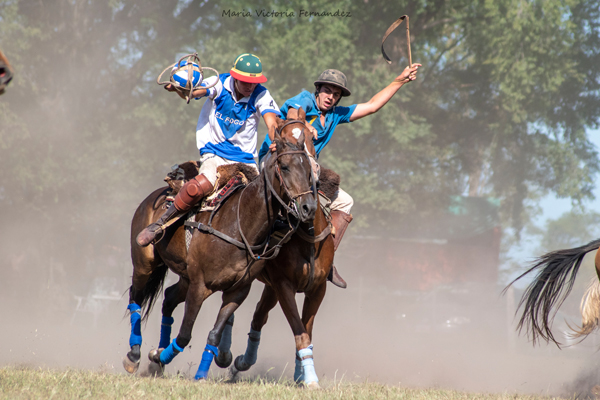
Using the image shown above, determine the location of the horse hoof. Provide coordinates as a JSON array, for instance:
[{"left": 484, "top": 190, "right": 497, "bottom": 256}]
[
  {"left": 214, "top": 350, "right": 232, "bottom": 368},
  {"left": 233, "top": 355, "right": 252, "bottom": 372},
  {"left": 148, "top": 348, "right": 164, "bottom": 365},
  {"left": 122, "top": 355, "right": 140, "bottom": 374},
  {"left": 304, "top": 381, "right": 321, "bottom": 390}
]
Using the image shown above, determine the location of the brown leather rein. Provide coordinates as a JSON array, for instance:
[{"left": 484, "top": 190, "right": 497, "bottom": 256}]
[
  {"left": 234, "top": 119, "right": 317, "bottom": 261},
  {"left": 271, "top": 119, "right": 318, "bottom": 208}
]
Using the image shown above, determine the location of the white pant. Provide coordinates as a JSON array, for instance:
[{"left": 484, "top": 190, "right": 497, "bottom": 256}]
[
  {"left": 199, "top": 153, "right": 258, "bottom": 186},
  {"left": 329, "top": 187, "right": 353, "bottom": 214}
]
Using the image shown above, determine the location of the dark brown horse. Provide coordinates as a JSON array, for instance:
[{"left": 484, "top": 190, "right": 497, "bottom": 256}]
[
  {"left": 0, "top": 49, "right": 14, "bottom": 95},
  {"left": 506, "top": 238, "right": 600, "bottom": 346},
  {"left": 123, "top": 116, "right": 317, "bottom": 379},
  {"left": 217, "top": 107, "right": 336, "bottom": 389}
]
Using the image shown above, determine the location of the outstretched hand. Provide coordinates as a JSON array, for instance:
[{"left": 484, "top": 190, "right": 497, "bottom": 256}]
[
  {"left": 395, "top": 63, "right": 422, "bottom": 84},
  {"left": 165, "top": 83, "right": 190, "bottom": 100}
]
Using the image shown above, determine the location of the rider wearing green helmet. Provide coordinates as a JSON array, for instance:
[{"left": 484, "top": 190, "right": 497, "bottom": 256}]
[{"left": 137, "top": 53, "right": 280, "bottom": 247}]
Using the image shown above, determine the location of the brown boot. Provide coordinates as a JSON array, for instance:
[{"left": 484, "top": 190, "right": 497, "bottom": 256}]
[
  {"left": 136, "top": 174, "right": 213, "bottom": 247},
  {"left": 330, "top": 210, "right": 353, "bottom": 251},
  {"left": 328, "top": 265, "right": 347, "bottom": 289},
  {"left": 136, "top": 204, "right": 181, "bottom": 247},
  {"left": 328, "top": 210, "right": 353, "bottom": 288}
]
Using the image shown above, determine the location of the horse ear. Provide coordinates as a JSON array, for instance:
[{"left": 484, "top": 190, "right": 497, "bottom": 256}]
[
  {"left": 297, "top": 106, "right": 306, "bottom": 121},
  {"left": 275, "top": 116, "right": 285, "bottom": 131},
  {"left": 287, "top": 107, "right": 299, "bottom": 121}
]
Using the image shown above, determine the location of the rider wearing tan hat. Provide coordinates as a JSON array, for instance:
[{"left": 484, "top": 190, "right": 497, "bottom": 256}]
[{"left": 258, "top": 63, "right": 421, "bottom": 288}]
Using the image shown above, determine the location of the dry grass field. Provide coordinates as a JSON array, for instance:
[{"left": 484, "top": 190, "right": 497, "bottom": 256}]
[{"left": 0, "top": 366, "right": 574, "bottom": 400}]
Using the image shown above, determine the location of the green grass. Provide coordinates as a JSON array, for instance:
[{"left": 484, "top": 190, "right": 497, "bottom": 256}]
[{"left": 0, "top": 366, "right": 564, "bottom": 400}]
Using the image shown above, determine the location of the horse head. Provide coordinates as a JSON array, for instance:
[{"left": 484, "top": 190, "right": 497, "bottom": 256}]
[{"left": 268, "top": 107, "right": 317, "bottom": 223}]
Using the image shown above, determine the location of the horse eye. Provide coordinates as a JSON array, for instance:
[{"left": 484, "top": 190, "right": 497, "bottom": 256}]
[{"left": 280, "top": 165, "right": 290, "bottom": 172}]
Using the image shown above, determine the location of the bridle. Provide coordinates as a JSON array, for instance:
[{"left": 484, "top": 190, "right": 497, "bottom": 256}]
[
  {"left": 184, "top": 118, "right": 321, "bottom": 291},
  {"left": 234, "top": 119, "right": 317, "bottom": 262},
  {"left": 265, "top": 119, "right": 318, "bottom": 218}
]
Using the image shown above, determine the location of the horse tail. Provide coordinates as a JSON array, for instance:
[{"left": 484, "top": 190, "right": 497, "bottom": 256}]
[
  {"left": 507, "top": 238, "right": 600, "bottom": 346},
  {"left": 139, "top": 263, "right": 169, "bottom": 321},
  {"left": 566, "top": 277, "right": 600, "bottom": 340}
]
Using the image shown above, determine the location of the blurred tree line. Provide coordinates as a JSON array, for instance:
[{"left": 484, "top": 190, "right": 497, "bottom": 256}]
[{"left": 1, "top": 0, "right": 599, "bottom": 302}]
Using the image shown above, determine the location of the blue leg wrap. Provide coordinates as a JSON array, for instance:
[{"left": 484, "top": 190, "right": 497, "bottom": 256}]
[
  {"left": 127, "top": 304, "right": 142, "bottom": 347},
  {"left": 194, "top": 344, "right": 218, "bottom": 380},
  {"left": 159, "top": 338, "right": 184, "bottom": 365},
  {"left": 217, "top": 314, "right": 234, "bottom": 355},
  {"left": 298, "top": 345, "right": 318, "bottom": 384},
  {"left": 159, "top": 316, "right": 175, "bottom": 349},
  {"left": 242, "top": 328, "right": 261, "bottom": 366}
]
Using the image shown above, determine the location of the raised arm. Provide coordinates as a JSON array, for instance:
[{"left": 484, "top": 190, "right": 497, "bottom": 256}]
[{"left": 349, "top": 63, "right": 422, "bottom": 122}]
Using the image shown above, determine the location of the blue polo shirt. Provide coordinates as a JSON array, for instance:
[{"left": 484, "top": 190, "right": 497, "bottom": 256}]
[{"left": 258, "top": 90, "right": 356, "bottom": 161}]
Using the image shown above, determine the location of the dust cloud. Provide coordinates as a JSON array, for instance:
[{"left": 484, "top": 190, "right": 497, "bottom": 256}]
[
  {"left": 1, "top": 10, "right": 599, "bottom": 398},
  {"left": 2, "top": 206, "right": 600, "bottom": 398}
]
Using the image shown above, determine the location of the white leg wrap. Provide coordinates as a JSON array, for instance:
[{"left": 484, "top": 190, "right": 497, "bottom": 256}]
[
  {"left": 297, "top": 345, "right": 318, "bottom": 384},
  {"left": 294, "top": 357, "right": 303, "bottom": 382}
]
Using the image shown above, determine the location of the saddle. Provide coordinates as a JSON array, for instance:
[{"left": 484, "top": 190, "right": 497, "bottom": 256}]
[
  {"left": 317, "top": 167, "right": 340, "bottom": 209},
  {"left": 165, "top": 161, "right": 341, "bottom": 250},
  {"left": 164, "top": 161, "right": 259, "bottom": 212}
]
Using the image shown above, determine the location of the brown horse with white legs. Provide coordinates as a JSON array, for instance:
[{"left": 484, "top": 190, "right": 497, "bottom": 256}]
[
  {"left": 217, "top": 108, "right": 336, "bottom": 389},
  {"left": 0, "top": 49, "right": 14, "bottom": 95},
  {"left": 506, "top": 238, "right": 600, "bottom": 346},
  {"left": 123, "top": 115, "right": 317, "bottom": 379}
]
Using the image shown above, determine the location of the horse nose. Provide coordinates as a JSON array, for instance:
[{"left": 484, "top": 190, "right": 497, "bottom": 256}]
[{"left": 300, "top": 198, "right": 317, "bottom": 222}]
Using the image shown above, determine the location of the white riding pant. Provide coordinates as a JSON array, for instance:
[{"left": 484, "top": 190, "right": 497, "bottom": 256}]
[{"left": 199, "top": 153, "right": 258, "bottom": 186}]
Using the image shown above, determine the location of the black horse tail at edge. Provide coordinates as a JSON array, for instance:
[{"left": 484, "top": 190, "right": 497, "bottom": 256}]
[
  {"left": 124, "top": 263, "right": 169, "bottom": 322},
  {"left": 505, "top": 238, "right": 600, "bottom": 346}
]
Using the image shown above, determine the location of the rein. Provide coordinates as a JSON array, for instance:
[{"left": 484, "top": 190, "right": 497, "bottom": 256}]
[
  {"left": 274, "top": 119, "right": 319, "bottom": 205},
  {"left": 185, "top": 119, "right": 317, "bottom": 291}
]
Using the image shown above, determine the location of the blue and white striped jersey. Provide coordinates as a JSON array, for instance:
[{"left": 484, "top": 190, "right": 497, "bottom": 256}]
[{"left": 195, "top": 73, "right": 279, "bottom": 163}]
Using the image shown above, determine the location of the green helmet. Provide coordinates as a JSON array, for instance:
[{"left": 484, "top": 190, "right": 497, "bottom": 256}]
[
  {"left": 230, "top": 53, "right": 267, "bottom": 83},
  {"left": 314, "top": 69, "right": 351, "bottom": 96}
]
